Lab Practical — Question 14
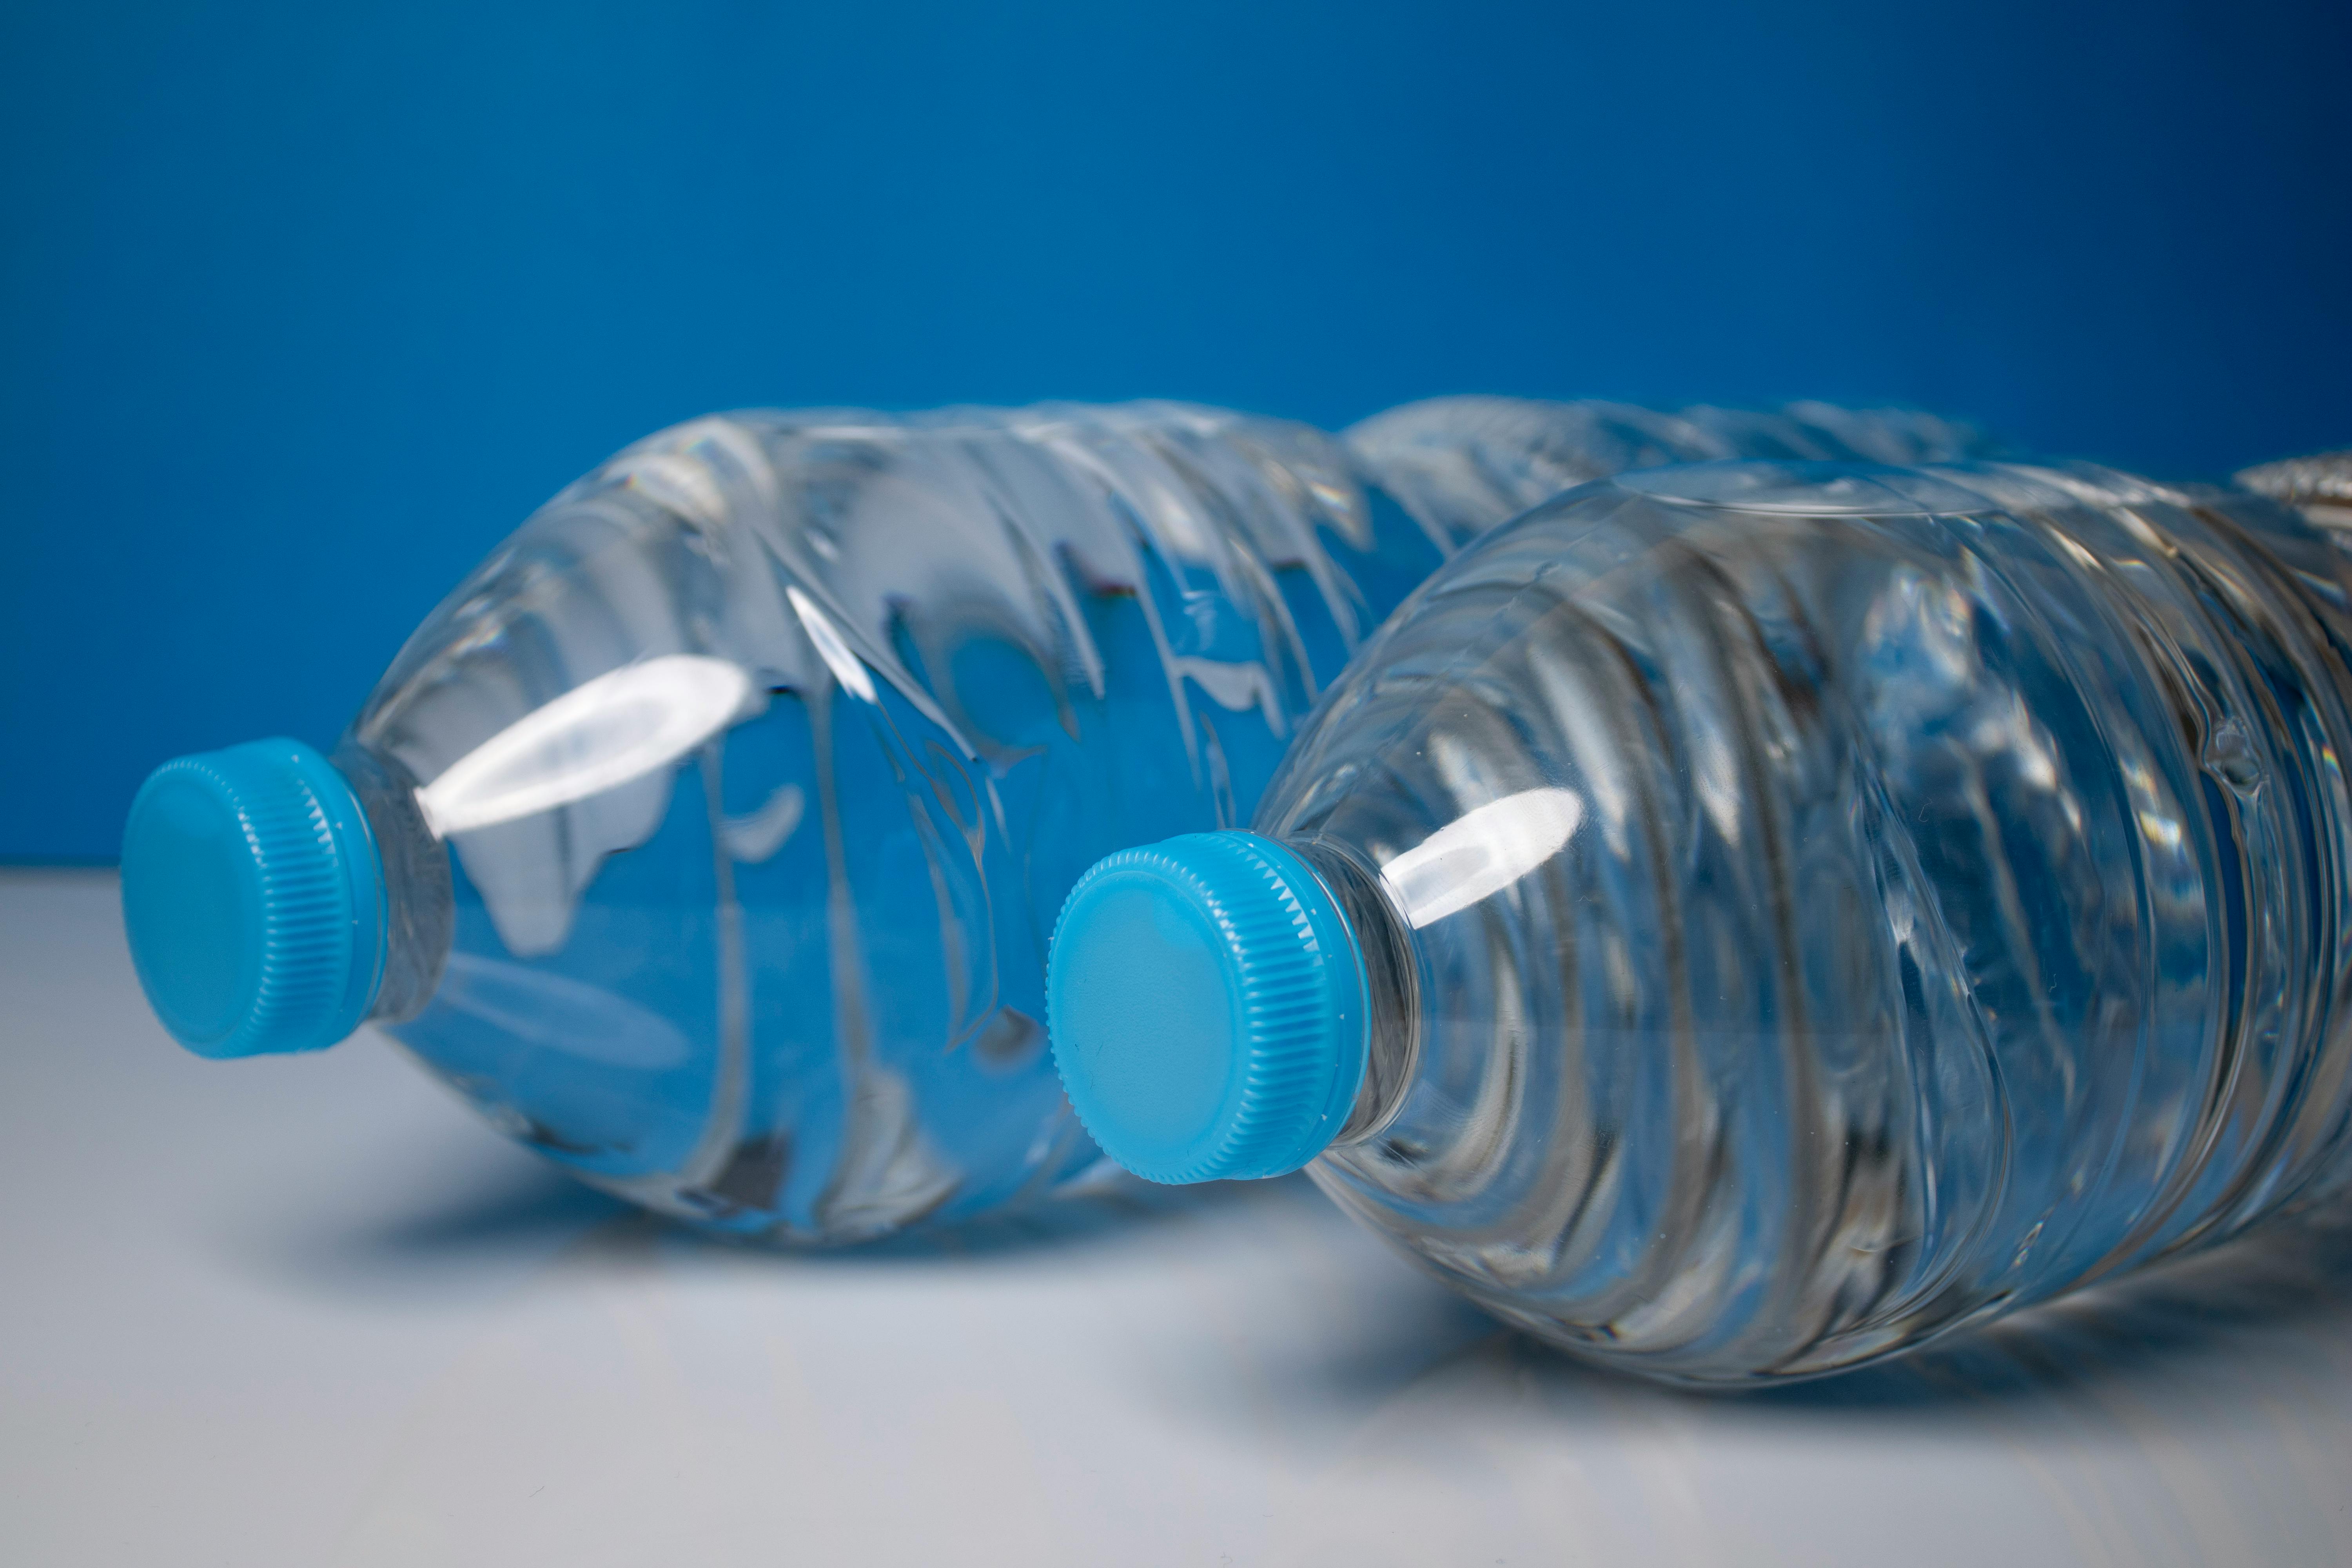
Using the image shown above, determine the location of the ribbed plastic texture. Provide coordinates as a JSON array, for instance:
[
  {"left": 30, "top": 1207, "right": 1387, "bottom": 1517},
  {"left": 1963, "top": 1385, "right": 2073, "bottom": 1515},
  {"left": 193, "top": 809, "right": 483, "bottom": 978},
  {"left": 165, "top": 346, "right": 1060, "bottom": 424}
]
[
  {"left": 1246, "top": 456, "right": 2352, "bottom": 1385},
  {"left": 1048, "top": 832, "right": 1366, "bottom": 1184},
  {"left": 121, "top": 739, "right": 381, "bottom": 1058},
  {"left": 199, "top": 397, "right": 1989, "bottom": 1244}
]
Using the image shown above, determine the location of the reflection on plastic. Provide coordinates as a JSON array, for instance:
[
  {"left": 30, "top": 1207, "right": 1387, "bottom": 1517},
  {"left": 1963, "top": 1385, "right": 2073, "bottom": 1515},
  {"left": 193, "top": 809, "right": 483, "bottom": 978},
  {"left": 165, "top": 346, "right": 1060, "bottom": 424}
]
[
  {"left": 1379, "top": 787, "right": 1584, "bottom": 928},
  {"left": 352, "top": 401, "right": 1998, "bottom": 1245},
  {"left": 435, "top": 951, "right": 692, "bottom": 1070},
  {"left": 415, "top": 655, "right": 752, "bottom": 837},
  {"left": 784, "top": 586, "right": 878, "bottom": 704},
  {"left": 1245, "top": 456, "right": 2352, "bottom": 1384}
]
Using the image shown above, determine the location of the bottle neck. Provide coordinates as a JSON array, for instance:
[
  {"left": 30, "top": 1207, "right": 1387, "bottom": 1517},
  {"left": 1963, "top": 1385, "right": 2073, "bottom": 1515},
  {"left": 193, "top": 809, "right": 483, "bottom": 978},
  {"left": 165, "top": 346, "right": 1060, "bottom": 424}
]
[
  {"left": 332, "top": 741, "right": 454, "bottom": 1025},
  {"left": 1288, "top": 837, "right": 1423, "bottom": 1147}
]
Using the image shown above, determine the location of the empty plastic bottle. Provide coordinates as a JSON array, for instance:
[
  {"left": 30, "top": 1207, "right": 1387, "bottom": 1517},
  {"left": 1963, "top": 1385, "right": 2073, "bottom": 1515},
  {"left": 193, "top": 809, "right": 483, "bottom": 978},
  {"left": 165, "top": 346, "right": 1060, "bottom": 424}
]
[
  {"left": 119, "top": 397, "right": 1990, "bottom": 1244},
  {"left": 1049, "top": 452, "right": 2352, "bottom": 1379}
]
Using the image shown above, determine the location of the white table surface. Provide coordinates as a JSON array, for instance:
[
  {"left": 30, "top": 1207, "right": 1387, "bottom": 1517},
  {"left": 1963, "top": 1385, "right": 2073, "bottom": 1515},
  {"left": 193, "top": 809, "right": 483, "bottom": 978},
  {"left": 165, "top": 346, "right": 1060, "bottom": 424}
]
[{"left": 5, "top": 867, "right": 2350, "bottom": 1568}]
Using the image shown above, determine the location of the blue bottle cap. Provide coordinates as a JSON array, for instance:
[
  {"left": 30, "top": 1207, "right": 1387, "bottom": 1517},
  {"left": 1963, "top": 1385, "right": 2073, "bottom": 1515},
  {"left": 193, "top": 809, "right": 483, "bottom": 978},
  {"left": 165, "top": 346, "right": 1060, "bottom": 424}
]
[
  {"left": 1047, "top": 831, "right": 1368, "bottom": 1185},
  {"left": 120, "top": 739, "right": 385, "bottom": 1058}
]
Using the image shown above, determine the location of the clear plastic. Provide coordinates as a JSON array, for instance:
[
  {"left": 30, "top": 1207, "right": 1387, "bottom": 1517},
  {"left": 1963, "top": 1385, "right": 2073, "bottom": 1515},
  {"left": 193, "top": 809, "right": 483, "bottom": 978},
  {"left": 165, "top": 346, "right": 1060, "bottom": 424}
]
[
  {"left": 335, "top": 400, "right": 1993, "bottom": 1243},
  {"left": 1348, "top": 395, "right": 1996, "bottom": 536},
  {"left": 1257, "top": 458, "right": 2352, "bottom": 1382}
]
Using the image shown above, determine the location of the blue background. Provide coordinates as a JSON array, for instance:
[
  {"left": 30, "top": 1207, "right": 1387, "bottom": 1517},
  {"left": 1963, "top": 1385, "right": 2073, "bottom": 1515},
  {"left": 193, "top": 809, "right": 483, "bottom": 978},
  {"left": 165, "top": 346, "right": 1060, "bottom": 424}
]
[{"left": 4, "top": 0, "right": 2348, "bottom": 860}]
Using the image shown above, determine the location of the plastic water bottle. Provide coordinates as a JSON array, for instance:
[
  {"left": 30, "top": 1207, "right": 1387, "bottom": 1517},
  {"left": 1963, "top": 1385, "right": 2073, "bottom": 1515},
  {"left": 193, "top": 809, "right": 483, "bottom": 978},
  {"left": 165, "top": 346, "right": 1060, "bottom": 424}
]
[
  {"left": 1048, "top": 453, "right": 2352, "bottom": 1379},
  {"left": 118, "top": 398, "right": 1991, "bottom": 1244}
]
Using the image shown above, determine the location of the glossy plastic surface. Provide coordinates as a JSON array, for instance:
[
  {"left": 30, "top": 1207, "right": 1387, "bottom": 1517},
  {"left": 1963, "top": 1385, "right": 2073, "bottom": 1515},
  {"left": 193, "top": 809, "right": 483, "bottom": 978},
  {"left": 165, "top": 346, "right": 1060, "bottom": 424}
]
[
  {"left": 1221, "top": 459, "right": 2352, "bottom": 1381},
  {"left": 346, "top": 403, "right": 1445, "bottom": 1238},
  {"left": 127, "top": 398, "right": 1991, "bottom": 1244}
]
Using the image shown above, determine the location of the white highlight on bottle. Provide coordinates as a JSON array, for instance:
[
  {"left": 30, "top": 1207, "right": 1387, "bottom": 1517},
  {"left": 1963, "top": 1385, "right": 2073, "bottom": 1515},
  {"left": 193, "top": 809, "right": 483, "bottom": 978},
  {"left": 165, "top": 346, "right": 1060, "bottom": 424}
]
[
  {"left": 720, "top": 782, "right": 806, "bottom": 863},
  {"left": 417, "top": 654, "right": 753, "bottom": 837},
  {"left": 786, "top": 585, "right": 879, "bottom": 704},
  {"left": 1380, "top": 787, "right": 1586, "bottom": 929}
]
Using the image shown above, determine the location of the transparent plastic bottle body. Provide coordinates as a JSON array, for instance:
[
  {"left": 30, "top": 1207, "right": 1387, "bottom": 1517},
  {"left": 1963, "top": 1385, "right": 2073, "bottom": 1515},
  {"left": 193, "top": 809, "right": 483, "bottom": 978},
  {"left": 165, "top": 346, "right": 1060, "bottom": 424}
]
[
  {"left": 1252, "top": 459, "right": 2352, "bottom": 1381},
  {"left": 334, "top": 401, "right": 1993, "bottom": 1243}
]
